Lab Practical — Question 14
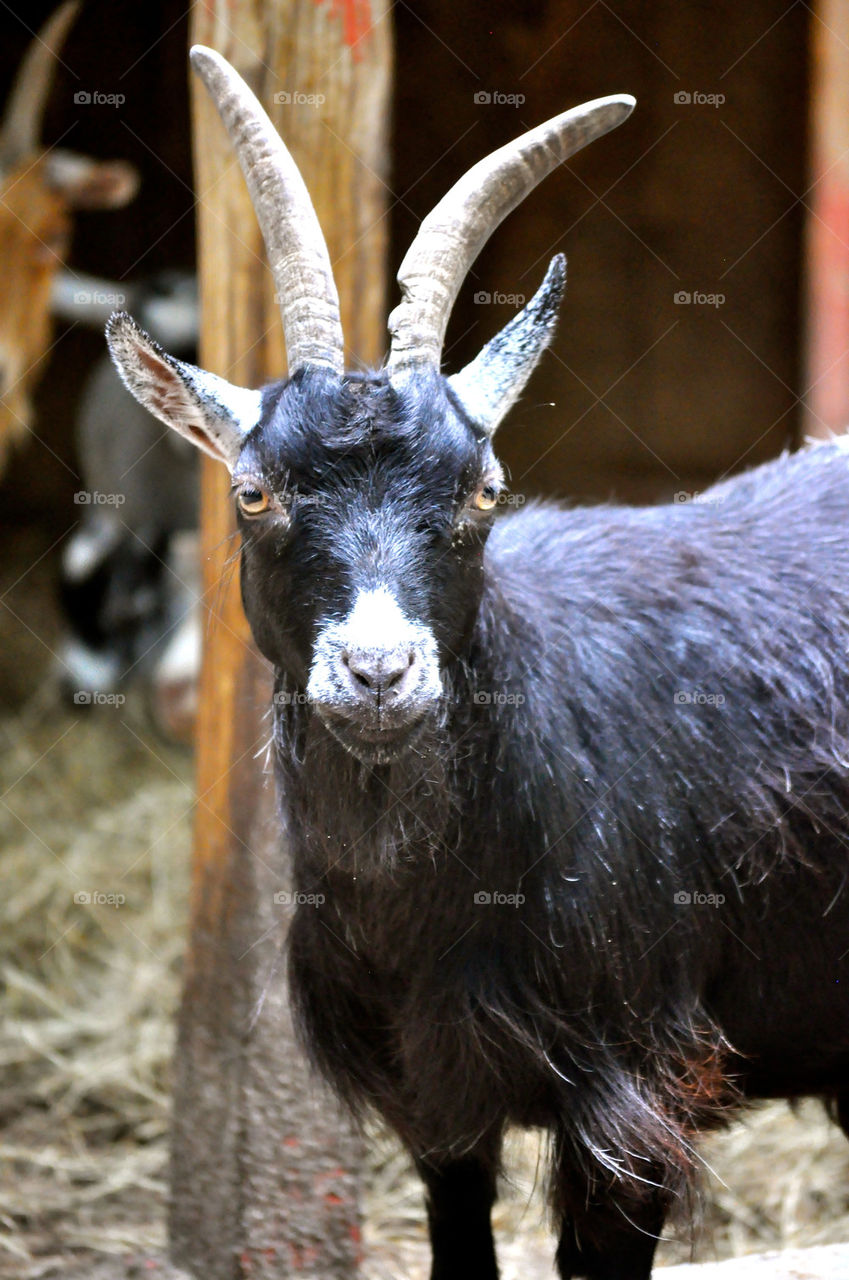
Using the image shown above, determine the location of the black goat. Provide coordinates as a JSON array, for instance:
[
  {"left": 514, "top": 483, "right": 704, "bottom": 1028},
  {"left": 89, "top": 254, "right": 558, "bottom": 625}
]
[{"left": 106, "top": 48, "right": 849, "bottom": 1280}]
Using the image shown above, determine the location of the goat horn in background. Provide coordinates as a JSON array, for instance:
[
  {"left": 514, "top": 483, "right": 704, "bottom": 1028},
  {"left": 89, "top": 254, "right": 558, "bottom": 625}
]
[
  {"left": 386, "top": 94, "right": 635, "bottom": 382},
  {"left": 0, "top": 1, "right": 80, "bottom": 169},
  {"left": 190, "top": 45, "right": 345, "bottom": 377}
]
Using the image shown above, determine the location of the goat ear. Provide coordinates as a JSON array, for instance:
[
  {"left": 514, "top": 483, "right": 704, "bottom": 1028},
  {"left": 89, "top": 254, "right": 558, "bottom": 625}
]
[
  {"left": 448, "top": 254, "right": 566, "bottom": 438},
  {"left": 45, "top": 152, "right": 139, "bottom": 209},
  {"left": 106, "top": 311, "right": 262, "bottom": 471}
]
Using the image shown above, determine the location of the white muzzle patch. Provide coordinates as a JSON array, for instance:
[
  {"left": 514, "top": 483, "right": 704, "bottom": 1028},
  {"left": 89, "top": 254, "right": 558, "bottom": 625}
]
[{"left": 306, "top": 586, "right": 442, "bottom": 743}]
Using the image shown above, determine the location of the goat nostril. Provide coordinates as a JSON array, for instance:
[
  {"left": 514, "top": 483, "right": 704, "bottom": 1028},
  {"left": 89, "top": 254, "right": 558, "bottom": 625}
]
[
  {"left": 384, "top": 651, "right": 416, "bottom": 690},
  {"left": 341, "top": 648, "right": 416, "bottom": 695},
  {"left": 341, "top": 651, "right": 376, "bottom": 690}
]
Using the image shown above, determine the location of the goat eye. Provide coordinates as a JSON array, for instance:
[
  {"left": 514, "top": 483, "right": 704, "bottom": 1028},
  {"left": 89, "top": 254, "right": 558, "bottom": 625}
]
[
  {"left": 473, "top": 482, "right": 500, "bottom": 512},
  {"left": 237, "top": 485, "right": 271, "bottom": 515}
]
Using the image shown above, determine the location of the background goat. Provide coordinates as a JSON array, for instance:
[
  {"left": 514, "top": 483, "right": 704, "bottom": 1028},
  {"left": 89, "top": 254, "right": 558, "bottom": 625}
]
[
  {"left": 0, "top": 0, "right": 137, "bottom": 468},
  {"left": 57, "top": 270, "right": 200, "bottom": 741},
  {"left": 107, "top": 48, "right": 849, "bottom": 1280}
]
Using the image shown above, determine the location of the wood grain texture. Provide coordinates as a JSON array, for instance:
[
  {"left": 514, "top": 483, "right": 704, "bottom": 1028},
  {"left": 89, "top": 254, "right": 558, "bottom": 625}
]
[
  {"left": 169, "top": 2, "right": 392, "bottom": 1276},
  {"left": 803, "top": 0, "right": 849, "bottom": 438}
]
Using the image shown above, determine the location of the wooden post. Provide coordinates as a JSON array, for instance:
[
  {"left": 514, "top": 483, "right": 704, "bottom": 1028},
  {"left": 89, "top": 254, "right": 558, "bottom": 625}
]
[
  {"left": 170, "top": 3, "right": 392, "bottom": 1277},
  {"left": 804, "top": 0, "right": 849, "bottom": 437}
]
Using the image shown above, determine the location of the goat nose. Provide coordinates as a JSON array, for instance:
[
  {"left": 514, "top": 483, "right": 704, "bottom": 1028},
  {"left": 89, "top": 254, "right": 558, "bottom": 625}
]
[{"left": 341, "top": 647, "right": 416, "bottom": 697}]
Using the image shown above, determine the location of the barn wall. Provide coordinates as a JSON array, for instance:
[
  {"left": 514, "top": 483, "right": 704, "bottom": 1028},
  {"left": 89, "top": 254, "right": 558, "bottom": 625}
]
[{"left": 394, "top": 0, "right": 810, "bottom": 502}]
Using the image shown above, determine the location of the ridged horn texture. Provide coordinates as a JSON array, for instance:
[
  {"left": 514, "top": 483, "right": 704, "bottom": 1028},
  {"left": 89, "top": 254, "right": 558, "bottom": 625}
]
[
  {"left": 0, "top": 0, "right": 80, "bottom": 170},
  {"left": 386, "top": 94, "right": 635, "bottom": 380},
  {"left": 448, "top": 253, "right": 567, "bottom": 437},
  {"left": 189, "top": 45, "right": 344, "bottom": 376}
]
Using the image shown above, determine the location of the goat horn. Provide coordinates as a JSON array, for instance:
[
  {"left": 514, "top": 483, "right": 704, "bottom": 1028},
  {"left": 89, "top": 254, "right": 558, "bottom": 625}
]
[
  {"left": 386, "top": 95, "right": 635, "bottom": 380},
  {"left": 190, "top": 46, "right": 344, "bottom": 377},
  {"left": 0, "top": 1, "right": 80, "bottom": 169}
]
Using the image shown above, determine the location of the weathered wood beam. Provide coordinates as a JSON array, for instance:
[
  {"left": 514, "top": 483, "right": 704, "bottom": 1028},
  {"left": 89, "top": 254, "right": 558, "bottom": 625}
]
[{"left": 804, "top": 0, "right": 849, "bottom": 437}]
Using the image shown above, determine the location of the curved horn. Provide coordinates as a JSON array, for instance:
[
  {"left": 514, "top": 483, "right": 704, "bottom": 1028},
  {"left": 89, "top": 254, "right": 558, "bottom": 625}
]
[
  {"left": 0, "top": 1, "right": 80, "bottom": 170},
  {"left": 190, "top": 45, "right": 344, "bottom": 377},
  {"left": 386, "top": 95, "right": 635, "bottom": 380}
]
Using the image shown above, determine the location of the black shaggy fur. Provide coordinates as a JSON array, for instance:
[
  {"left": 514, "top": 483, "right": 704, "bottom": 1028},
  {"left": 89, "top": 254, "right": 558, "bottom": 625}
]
[{"left": 235, "top": 366, "right": 849, "bottom": 1280}]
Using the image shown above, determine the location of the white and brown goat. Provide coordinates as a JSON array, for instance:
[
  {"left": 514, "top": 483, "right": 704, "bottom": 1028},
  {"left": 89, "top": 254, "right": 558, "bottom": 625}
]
[{"left": 0, "top": 1, "right": 137, "bottom": 465}]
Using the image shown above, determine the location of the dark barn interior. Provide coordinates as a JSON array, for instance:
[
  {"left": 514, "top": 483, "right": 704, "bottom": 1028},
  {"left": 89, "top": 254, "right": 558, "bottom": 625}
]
[{"left": 3, "top": 3, "right": 848, "bottom": 1278}]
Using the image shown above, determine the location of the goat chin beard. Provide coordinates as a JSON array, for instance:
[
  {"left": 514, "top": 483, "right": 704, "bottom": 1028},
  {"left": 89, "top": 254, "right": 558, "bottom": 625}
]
[{"left": 315, "top": 706, "right": 435, "bottom": 767}]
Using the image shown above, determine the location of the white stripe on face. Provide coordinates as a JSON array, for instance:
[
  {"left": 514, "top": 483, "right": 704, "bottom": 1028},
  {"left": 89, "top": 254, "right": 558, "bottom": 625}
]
[{"left": 340, "top": 587, "right": 428, "bottom": 658}]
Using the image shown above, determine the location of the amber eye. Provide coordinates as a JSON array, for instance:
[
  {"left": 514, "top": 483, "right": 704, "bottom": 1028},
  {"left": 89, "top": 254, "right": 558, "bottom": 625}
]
[
  {"left": 237, "top": 485, "right": 270, "bottom": 516},
  {"left": 473, "top": 482, "right": 500, "bottom": 512}
]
